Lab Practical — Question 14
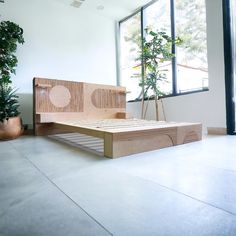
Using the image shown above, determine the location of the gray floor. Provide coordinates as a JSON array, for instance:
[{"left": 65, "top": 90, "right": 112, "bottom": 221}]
[{"left": 1, "top": 135, "right": 236, "bottom": 236}]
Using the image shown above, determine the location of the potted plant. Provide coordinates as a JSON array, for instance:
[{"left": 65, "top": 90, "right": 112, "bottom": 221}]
[
  {"left": 0, "top": 20, "right": 24, "bottom": 140},
  {"left": 0, "top": 84, "right": 22, "bottom": 139},
  {"left": 136, "top": 28, "right": 182, "bottom": 119}
]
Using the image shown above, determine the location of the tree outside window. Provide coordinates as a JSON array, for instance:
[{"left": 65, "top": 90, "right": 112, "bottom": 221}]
[{"left": 119, "top": 0, "right": 208, "bottom": 101}]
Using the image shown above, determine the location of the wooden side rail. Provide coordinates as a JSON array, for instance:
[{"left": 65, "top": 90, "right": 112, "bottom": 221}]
[{"left": 52, "top": 120, "right": 202, "bottom": 158}]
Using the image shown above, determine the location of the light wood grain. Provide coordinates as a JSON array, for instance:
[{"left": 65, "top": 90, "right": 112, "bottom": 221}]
[
  {"left": 33, "top": 78, "right": 202, "bottom": 158},
  {"left": 33, "top": 78, "right": 127, "bottom": 135},
  {"left": 207, "top": 127, "right": 227, "bottom": 135},
  {"left": 116, "top": 112, "right": 133, "bottom": 119},
  {"left": 35, "top": 83, "right": 52, "bottom": 88},
  {"left": 34, "top": 78, "right": 83, "bottom": 113},
  {"left": 53, "top": 119, "right": 201, "bottom": 158},
  {"left": 91, "top": 88, "right": 126, "bottom": 108}
]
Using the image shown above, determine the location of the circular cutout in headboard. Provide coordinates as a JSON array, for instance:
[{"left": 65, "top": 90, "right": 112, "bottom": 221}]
[{"left": 49, "top": 85, "right": 71, "bottom": 108}]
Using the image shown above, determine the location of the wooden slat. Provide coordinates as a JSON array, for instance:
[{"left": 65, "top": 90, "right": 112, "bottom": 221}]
[{"left": 49, "top": 133, "right": 104, "bottom": 156}]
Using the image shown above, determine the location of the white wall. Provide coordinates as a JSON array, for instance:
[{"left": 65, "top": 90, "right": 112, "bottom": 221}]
[
  {"left": 0, "top": 0, "right": 227, "bottom": 132},
  {"left": 0, "top": 0, "right": 117, "bottom": 126},
  {"left": 127, "top": 0, "right": 226, "bottom": 134}
]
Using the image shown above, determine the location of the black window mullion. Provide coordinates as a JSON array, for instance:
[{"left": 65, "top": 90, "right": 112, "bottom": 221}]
[
  {"left": 222, "top": 0, "right": 235, "bottom": 134},
  {"left": 141, "top": 8, "right": 145, "bottom": 100},
  {"left": 170, "top": 0, "right": 177, "bottom": 95}
]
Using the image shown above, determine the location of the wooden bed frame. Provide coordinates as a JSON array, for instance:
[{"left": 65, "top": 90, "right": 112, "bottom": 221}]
[{"left": 33, "top": 77, "right": 202, "bottom": 158}]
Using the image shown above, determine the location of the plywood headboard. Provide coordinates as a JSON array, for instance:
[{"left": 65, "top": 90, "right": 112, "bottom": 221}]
[{"left": 33, "top": 77, "right": 127, "bottom": 135}]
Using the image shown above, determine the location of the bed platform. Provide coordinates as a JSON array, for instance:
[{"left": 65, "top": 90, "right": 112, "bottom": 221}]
[{"left": 33, "top": 78, "right": 202, "bottom": 158}]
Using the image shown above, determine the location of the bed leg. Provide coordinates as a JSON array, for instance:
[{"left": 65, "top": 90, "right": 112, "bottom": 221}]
[{"left": 104, "top": 133, "right": 114, "bottom": 158}]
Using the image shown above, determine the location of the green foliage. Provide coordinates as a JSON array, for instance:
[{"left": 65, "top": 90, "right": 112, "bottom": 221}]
[
  {"left": 0, "top": 21, "right": 25, "bottom": 84},
  {"left": 123, "top": 14, "right": 141, "bottom": 53},
  {"left": 175, "top": 0, "right": 207, "bottom": 64},
  {"left": 139, "top": 28, "right": 182, "bottom": 99},
  {"left": 0, "top": 84, "right": 20, "bottom": 122},
  {"left": 0, "top": 21, "right": 24, "bottom": 121}
]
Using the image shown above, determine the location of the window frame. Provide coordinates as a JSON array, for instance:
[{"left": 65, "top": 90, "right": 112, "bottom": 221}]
[
  {"left": 118, "top": 0, "right": 209, "bottom": 102},
  {"left": 222, "top": 0, "right": 235, "bottom": 135}
]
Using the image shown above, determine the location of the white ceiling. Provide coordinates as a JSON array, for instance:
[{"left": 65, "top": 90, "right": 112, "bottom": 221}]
[{"left": 54, "top": 0, "right": 151, "bottom": 20}]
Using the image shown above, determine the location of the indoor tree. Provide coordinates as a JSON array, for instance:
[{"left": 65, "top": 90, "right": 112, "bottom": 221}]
[
  {"left": 0, "top": 20, "right": 24, "bottom": 139},
  {"left": 0, "top": 20, "right": 24, "bottom": 84},
  {"left": 0, "top": 20, "right": 24, "bottom": 122},
  {"left": 137, "top": 28, "right": 182, "bottom": 119}
]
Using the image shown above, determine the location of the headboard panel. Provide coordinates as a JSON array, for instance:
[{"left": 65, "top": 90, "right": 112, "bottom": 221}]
[
  {"left": 34, "top": 78, "right": 84, "bottom": 113},
  {"left": 33, "top": 77, "right": 127, "bottom": 135},
  {"left": 91, "top": 88, "right": 126, "bottom": 109}
]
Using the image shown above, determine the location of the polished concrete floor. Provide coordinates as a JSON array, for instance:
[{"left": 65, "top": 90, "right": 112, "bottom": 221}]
[{"left": 1, "top": 135, "right": 236, "bottom": 236}]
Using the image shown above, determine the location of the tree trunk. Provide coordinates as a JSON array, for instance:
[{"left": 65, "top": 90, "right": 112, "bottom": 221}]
[{"left": 155, "top": 96, "right": 158, "bottom": 120}]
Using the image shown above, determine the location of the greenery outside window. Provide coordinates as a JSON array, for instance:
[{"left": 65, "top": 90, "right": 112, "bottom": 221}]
[
  {"left": 119, "top": 0, "right": 208, "bottom": 101},
  {"left": 143, "top": 0, "right": 172, "bottom": 95},
  {"left": 120, "top": 13, "right": 141, "bottom": 101}
]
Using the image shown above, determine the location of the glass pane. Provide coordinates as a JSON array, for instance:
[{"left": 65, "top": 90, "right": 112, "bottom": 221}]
[
  {"left": 143, "top": 0, "right": 172, "bottom": 95},
  {"left": 120, "top": 13, "right": 141, "bottom": 101},
  {"left": 175, "top": 0, "right": 208, "bottom": 93}
]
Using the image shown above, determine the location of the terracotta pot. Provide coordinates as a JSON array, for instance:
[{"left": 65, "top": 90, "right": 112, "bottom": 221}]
[{"left": 0, "top": 117, "right": 23, "bottom": 140}]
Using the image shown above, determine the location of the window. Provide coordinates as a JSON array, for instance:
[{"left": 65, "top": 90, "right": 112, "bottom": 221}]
[
  {"left": 232, "top": 0, "right": 236, "bottom": 133},
  {"left": 119, "top": 0, "right": 208, "bottom": 101},
  {"left": 144, "top": 0, "right": 172, "bottom": 95},
  {"left": 231, "top": 0, "right": 236, "bottom": 102},
  {"left": 223, "top": 0, "right": 236, "bottom": 134},
  {"left": 120, "top": 13, "right": 141, "bottom": 101},
  {"left": 175, "top": 0, "right": 208, "bottom": 93}
]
